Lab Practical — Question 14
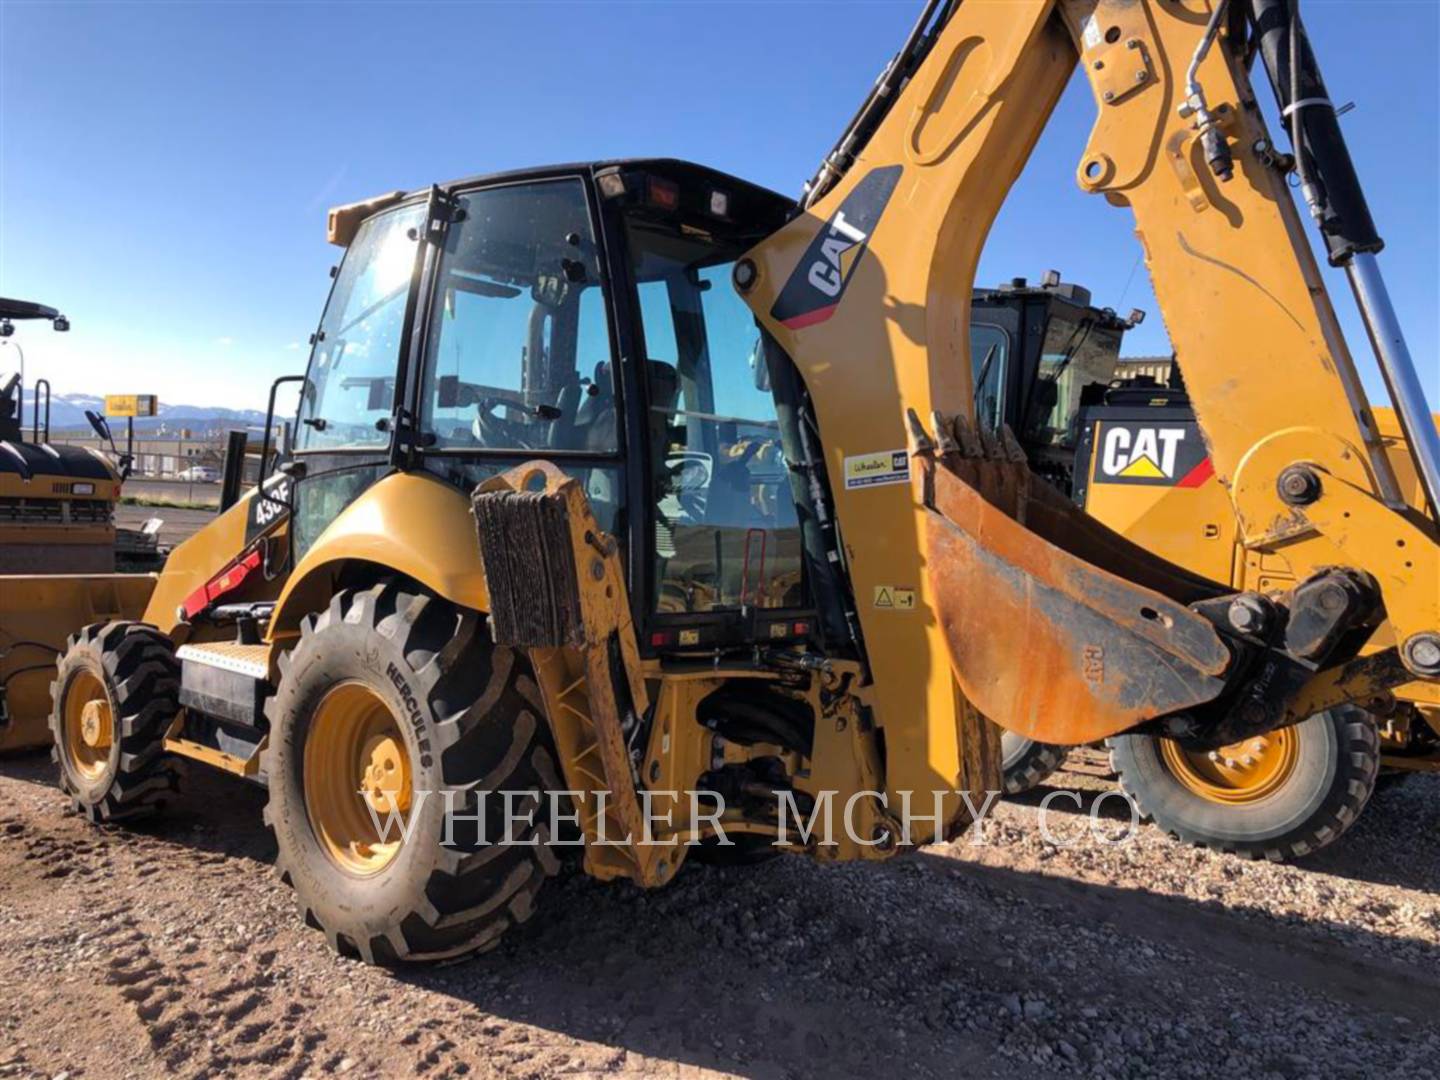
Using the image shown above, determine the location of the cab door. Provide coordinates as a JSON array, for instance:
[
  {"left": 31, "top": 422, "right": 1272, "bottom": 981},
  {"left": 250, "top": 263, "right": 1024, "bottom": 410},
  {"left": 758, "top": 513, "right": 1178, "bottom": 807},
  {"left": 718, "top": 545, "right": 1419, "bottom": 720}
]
[
  {"left": 621, "top": 214, "right": 812, "bottom": 650},
  {"left": 408, "top": 175, "right": 627, "bottom": 536}
]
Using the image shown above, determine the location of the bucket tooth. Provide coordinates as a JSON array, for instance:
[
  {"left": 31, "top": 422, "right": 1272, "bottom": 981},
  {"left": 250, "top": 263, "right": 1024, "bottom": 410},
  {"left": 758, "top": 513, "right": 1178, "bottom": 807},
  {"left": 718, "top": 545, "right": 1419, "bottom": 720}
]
[
  {"left": 999, "top": 425, "right": 1028, "bottom": 465},
  {"left": 931, "top": 410, "right": 961, "bottom": 457},
  {"left": 952, "top": 413, "right": 985, "bottom": 458}
]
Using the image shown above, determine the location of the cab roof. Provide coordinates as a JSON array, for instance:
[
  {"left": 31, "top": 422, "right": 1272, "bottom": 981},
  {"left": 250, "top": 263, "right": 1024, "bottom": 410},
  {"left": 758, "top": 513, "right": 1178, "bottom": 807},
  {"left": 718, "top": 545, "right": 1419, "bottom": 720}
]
[{"left": 327, "top": 158, "right": 794, "bottom": 247}]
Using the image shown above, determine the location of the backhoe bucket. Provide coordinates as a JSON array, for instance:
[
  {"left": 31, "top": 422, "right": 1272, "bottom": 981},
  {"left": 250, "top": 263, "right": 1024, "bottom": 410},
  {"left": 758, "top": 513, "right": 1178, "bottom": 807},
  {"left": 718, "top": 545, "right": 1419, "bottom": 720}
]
[{"left": 911, "top": 412, "right": 1235, "bottom": 747}]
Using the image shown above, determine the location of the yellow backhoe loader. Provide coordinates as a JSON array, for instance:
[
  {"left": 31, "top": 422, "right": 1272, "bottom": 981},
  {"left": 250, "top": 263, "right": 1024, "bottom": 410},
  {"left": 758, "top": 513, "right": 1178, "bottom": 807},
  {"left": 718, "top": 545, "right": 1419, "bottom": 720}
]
[{"left": 7, "top": 0, "right": 1438, "bottom": 963}]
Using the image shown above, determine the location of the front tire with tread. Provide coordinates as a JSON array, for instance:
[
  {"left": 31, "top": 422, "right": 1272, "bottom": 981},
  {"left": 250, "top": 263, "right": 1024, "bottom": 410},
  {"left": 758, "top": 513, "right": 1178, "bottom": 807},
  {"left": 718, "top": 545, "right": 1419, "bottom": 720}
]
[
  {"left": 262, "top": 582, "right": 562, "bottom": 965},
  {"left": 49, "top": 621, "right": 182, "bottom": 823}
]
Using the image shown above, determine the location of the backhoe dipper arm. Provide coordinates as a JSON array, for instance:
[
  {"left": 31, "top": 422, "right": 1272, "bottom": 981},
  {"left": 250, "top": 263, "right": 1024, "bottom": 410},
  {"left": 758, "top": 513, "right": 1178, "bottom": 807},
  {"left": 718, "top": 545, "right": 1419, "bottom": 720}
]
[{"left": 737, "top": 0, "right": 1438, "bottom": 822}]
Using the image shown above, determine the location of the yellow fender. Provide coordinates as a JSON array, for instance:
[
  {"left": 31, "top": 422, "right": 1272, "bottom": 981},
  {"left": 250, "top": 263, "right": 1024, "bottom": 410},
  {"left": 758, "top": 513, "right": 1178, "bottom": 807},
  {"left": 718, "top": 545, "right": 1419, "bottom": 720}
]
[
  {"left": 269, "top": 472, "right": 489, "bottom": 638},
  {"left": 142, "top": 493, "right": 262, "bottom": 633}
]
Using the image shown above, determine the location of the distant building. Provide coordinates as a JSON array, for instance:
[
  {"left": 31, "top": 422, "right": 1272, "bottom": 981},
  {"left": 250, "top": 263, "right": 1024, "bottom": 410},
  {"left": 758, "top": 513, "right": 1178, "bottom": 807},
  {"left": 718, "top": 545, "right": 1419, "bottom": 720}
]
[
  {"left": 52, "top": 435, "right": 216, "bottom": 477},
  {"left": 1115, "top": 355, "right": 1176, "bottom": 385}
]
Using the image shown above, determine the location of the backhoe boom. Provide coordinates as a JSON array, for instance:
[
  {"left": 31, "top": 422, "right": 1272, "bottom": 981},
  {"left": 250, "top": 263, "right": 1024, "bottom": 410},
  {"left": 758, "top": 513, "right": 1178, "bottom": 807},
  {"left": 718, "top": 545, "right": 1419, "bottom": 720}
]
[{"left": 739, "top": 0, "right": 1438, "bottom": 803}]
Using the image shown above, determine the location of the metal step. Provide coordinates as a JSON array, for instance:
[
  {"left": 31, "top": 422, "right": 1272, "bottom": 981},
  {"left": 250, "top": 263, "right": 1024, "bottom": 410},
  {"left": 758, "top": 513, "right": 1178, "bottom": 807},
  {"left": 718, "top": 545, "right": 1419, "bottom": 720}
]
[
  {"left": 177, "top": 641, "right": 269, "bottom": 679},
  {"left": 177, "top": 642, "right": 270, "bottom": 727}
]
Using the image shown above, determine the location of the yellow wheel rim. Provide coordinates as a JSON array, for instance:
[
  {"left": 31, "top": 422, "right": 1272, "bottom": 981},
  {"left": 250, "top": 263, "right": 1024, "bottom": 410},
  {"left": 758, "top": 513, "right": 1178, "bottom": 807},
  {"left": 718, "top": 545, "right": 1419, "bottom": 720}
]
[
  {"left": 1159, "top": 727, "right": 1300, "bottom": 805},
  {"left": 303, "top": 682, "right": 414, "bottom": 876},
  {"left": 62, "top": 670, "right": 113, "bottom": 783}
]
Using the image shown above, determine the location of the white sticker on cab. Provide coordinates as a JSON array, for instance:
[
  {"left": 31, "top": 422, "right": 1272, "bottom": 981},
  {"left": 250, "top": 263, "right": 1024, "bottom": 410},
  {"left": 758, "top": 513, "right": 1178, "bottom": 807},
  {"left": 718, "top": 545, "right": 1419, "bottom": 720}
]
[{"left": 843, "top": 449, "right": 910, "bottom": 490}]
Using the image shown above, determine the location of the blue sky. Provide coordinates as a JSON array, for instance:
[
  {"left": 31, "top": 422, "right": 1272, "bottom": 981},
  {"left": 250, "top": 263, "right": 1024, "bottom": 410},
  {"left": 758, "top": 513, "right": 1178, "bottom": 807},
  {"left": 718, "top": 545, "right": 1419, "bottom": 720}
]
[{"left": 2, "top": 0, "right": 1435, "bottom": 412}]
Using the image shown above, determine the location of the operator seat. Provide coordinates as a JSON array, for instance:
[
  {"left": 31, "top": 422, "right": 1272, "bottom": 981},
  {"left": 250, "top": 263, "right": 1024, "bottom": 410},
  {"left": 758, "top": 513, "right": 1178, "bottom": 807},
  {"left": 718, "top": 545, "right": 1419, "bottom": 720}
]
[
  {"left": 646, "top": 359, "right": 680, "bottom": 465},
  {"left": 575, "top": 361, "right": 617, "bottom": 451}
]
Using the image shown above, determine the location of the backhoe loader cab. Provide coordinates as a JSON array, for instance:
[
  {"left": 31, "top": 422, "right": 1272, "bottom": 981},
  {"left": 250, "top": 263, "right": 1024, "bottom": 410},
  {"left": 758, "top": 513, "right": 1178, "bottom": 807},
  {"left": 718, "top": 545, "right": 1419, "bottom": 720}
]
[
  {"left": 293, "top": 161, "right": 817, "bottom": 650},
  {"left": 968, "top": 274, "right": 1133, "bottom": 490}
]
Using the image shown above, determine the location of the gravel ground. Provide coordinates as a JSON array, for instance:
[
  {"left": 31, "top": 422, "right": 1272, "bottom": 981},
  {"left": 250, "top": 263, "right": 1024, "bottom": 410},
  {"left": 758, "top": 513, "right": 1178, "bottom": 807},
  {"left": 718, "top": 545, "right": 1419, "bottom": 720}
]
[
  {"left": 1, "top": 753, "right": 1437, "bottom": 1080},
  {"left": 120, "top": 481, "right": 221, "bottom": 510}
]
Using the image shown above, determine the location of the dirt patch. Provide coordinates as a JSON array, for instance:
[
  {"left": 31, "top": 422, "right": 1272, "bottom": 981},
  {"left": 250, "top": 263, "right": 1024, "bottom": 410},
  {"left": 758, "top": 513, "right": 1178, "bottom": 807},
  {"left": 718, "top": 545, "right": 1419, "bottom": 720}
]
[{"left": 1, "top": 754, "right": 1436, "bottom": 1078}]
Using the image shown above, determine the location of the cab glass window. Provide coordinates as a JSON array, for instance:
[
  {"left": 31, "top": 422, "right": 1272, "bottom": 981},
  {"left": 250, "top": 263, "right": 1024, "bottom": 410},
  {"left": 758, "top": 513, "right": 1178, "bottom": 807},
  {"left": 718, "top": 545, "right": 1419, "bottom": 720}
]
[
  {"left": 297, "top": 204, "right": 424, "bottom": 451},
  {"left": 421, "top": 179, "right": 616, "bottom": 453},
  {"left": 626, "top": 217, "right": 804, "bottom": 614},
  {"left": 1023, "top": 314, "right": 1121, "bottom": 449},
  {"left": 970, "top": 323, "right": 1009, "bottom": 432},
  {"left": 291, "top": 460, "right": 390, "bottom": 559}
]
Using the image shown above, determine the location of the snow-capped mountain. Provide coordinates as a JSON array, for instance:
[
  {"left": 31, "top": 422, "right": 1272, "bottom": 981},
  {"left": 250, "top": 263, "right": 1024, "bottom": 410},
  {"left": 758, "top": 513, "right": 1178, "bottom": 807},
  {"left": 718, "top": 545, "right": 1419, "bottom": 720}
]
[{"left": 12, "top": 388, "right": 269, "bottom": 435}]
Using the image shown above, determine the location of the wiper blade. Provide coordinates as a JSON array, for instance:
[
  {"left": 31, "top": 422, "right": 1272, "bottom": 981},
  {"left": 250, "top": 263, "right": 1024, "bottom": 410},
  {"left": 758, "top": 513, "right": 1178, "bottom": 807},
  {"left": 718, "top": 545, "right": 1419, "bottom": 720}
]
[
  {"left": 336, "top": 281, "right": 408, "bottom": 338},
  {"left": 973, "top": 343, "right": 999, "bottom": 422}
]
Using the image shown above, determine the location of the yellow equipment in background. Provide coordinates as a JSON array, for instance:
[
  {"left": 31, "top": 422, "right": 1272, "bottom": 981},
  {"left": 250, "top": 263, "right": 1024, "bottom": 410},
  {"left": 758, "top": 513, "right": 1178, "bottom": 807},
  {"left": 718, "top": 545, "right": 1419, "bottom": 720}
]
[
  {"left": 972, "top": 276, "right": 1437, "bottom": 858},
  {"left": 1079, "top": 387, "right": 1439, "bottom": 857},
  {"left": 0, "top": 301, "right": 122, "bottom": 576},
  {"left": 1, "top": 0, "right": 1434, "bottom": 963},
  {"left": 0, "top": 301, "right": 131, "bottom": 752}
]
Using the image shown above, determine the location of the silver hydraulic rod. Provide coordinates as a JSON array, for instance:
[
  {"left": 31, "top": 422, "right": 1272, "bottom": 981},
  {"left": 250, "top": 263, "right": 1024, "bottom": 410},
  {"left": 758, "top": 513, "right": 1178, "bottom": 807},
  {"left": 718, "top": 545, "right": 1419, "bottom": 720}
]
[{"left": 1345, "top": 252, "right": 1440, "bottom": 521}]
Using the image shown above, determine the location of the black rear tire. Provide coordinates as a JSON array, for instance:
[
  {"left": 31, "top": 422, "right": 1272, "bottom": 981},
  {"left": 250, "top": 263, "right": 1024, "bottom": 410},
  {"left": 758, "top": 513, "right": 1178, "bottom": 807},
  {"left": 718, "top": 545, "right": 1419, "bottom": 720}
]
[
  {"left": 1107, "top": 708, "right": 1378, "bottom": 862},
  {"left": 1000, "top": 731, "right": 1069, "bottom": 795},
  {"left": 49, "top": 621, "right": 182, "bottom": 823},
  {"left": 262, "top": 582, "right": 563, "bottom": 964}
]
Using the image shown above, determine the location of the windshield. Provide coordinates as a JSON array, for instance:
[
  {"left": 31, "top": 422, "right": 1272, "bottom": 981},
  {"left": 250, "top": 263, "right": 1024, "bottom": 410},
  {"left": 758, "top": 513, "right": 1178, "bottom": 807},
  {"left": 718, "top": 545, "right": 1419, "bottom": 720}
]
[
  {"left": 627, "top": 216, "right": 804, "bottom": 614},
  {"left": 297, "top": 204, "right": 424, "bottom": 451},
  {"left": 1022, "top": 312, "right": 1121, "bottom": 449}
]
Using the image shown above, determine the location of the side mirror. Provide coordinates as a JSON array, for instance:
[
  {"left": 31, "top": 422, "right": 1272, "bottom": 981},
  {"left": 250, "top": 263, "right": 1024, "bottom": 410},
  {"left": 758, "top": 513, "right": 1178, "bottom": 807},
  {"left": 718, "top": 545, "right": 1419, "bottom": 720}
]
[
  {"left": 84, "top": 409, "right": 113, "bottom": 442},
  {"left": 262, "top": 374, "right": 307, "bottom": 482},
  {"left": 437, "top": 374, "right": 460, "bottom": 409},
  {"left": 52, "top": 315, "right": 70, "bottom": 332},
  {"left": 750, "top": 339, "right": 771, "bottom": 393}
]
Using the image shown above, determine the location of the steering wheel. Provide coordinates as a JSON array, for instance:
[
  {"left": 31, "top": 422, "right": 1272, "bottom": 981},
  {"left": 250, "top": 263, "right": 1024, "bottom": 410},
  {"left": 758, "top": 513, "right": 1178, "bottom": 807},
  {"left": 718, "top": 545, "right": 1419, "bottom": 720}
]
[{"left": 473, "top": 391, "right": 554, "bottom": 449}]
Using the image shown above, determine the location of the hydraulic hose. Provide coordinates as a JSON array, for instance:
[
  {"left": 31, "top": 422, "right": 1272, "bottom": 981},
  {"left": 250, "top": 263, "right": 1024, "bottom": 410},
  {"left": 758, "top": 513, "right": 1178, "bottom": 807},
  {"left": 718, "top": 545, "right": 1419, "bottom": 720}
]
[
  {"left": 1182, "top": 0, "right": 1235, "bottom": 181},
  {"left": 1247, "top": 0, "right": 1438, "bottom": 519},
  {"left": 801, "top": 0, "right": 956, "bottom": 208},
  {"left": 1247, "top": 0, "right": 1381, "bottom": 263}
]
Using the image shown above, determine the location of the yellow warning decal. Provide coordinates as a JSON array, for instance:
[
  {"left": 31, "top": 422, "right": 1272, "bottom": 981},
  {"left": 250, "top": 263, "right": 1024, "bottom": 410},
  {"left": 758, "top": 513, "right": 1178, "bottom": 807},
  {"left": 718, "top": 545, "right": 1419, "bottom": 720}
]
[
  {"left": 873, "top": 586, "right": 916, "bottom": 610},
  {"left": 844, "top": 449, "right": 910, "bottom": 490}
]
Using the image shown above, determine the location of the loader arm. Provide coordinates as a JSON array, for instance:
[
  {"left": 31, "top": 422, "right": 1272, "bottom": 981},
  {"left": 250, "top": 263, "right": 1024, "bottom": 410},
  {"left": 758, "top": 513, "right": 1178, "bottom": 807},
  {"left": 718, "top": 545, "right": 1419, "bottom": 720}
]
[{"left": 738, "top": 0, "right": 1438, "bottom": 810}]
